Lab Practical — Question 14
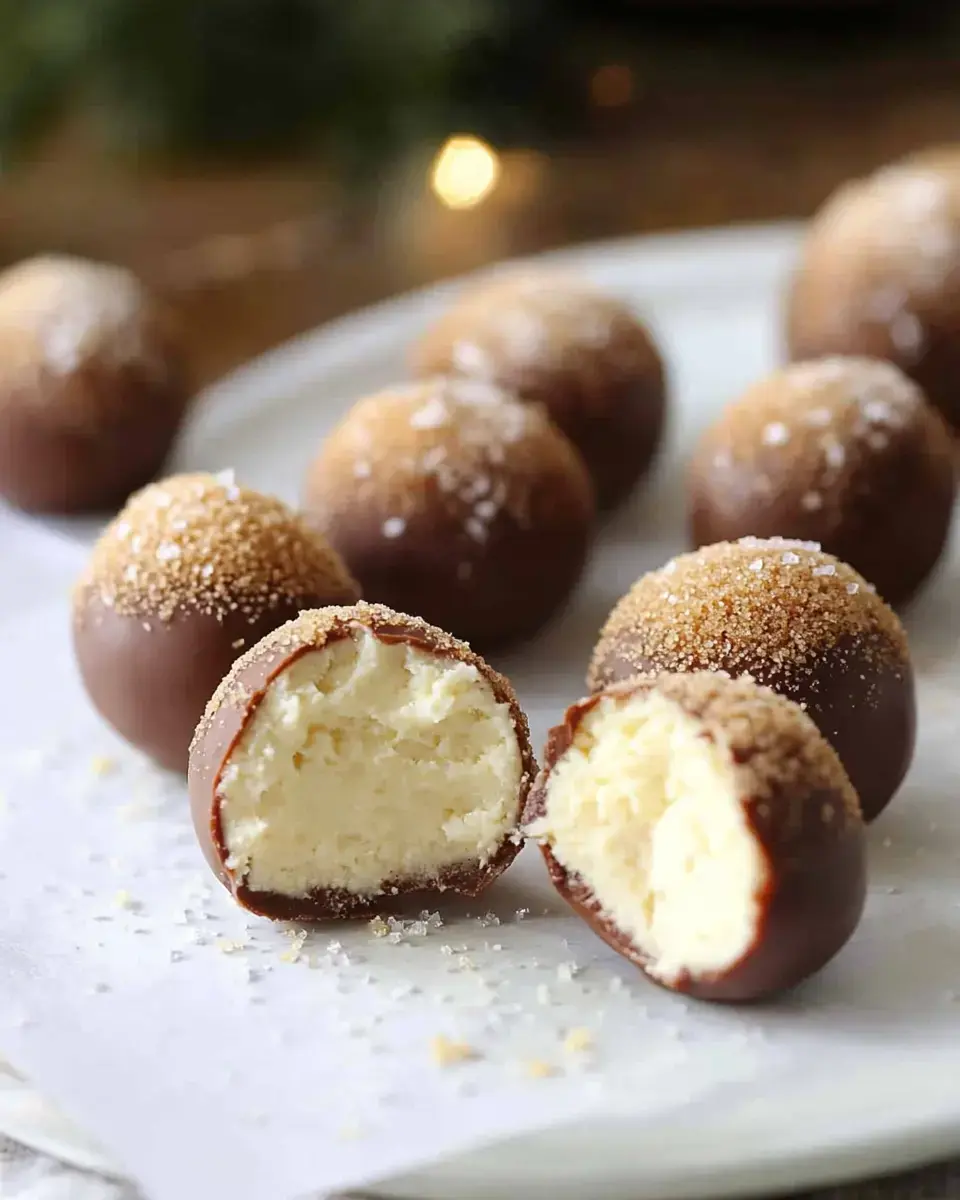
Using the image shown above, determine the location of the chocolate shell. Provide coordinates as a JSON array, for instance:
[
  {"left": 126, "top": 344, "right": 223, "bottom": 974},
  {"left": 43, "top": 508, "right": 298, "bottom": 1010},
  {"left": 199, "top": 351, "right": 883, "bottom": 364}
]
[
  {"left": 188, "top": 603, "right": 536, "bottom": 920},
  {"left": 524, "top": 672, "right": 867, "bottom": 1002}
]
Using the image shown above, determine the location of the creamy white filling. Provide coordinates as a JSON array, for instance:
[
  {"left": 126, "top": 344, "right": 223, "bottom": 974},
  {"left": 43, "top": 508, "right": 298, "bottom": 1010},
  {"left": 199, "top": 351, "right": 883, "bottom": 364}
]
[
  {"left": 526, "top": 692, "right": 766, "bottom": 984},
  {"left": 218, "top": 629, "right": 522, "bottom": 897}
]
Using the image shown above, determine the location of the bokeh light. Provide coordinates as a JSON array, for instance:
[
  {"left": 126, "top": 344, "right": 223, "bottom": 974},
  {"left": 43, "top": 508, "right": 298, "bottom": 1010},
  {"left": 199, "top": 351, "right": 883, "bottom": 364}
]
[{"left": 430, "top": 135, "right": 501, "bottom": 209}]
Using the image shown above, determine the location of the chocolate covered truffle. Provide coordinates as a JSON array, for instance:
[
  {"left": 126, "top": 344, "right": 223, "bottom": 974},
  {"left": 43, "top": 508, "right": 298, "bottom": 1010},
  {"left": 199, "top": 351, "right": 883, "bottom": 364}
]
[
  {"left": 688, "top": 357, "right": 956, "bottom": 606},
  {"left": 410, "top": 272, "right": 666, "bottom": 509},
  {"left": 588, "top": 538, "right": 915, "bottom": 822},
  {"left": 302, "top": 378, "right": 595, "bottom": 648},
  {"left": 188, "top": 603, "right": 535, "bottom": 920},
  {"left": 73, "top": 473, "right": 359, "bottom": 773},
  {"left": 0, "top": 255, "right": 190, "bottom": 513},
  {"left": 786, "top": 164, "right": 960, "bottom": 433},
  {"left": 524, "top": 672, "right": 866, "bottom": 1002}
]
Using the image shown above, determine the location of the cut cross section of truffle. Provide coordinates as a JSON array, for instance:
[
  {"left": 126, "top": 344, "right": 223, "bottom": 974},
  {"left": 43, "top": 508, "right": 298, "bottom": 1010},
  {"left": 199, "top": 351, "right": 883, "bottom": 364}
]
[
  {"left": 188, "top": 603, "right": 535, "bottom": 919},
  {"left": 524, "top": 672, "right": 866, "bottom": 1002},
  {"left": 588, "top": 537, "right": 916, "bottom": 822}
]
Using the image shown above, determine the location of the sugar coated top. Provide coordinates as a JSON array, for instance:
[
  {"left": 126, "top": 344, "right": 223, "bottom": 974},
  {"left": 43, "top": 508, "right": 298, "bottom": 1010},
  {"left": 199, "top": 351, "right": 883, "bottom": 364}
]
[
  {"left": 411, "top": 269, "right": 659, "bottom": 402},
  {"left": 588, "top": 537, "right": 909, "bottom": 696},
  {"left": 307, "top": 377, "right": 594, "bottom": 541},
  {"left": 77, "top": 472, "right": 358, "bottom": 622},
  {"left": 0, "top": 255, "right": 173, "bottom": 391}
]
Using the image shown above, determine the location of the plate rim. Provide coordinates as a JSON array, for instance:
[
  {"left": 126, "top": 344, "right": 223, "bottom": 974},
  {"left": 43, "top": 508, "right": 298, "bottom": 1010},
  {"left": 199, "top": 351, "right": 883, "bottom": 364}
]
[{"left": 8, "top": 218, "right": 959, "bottom": 1200}]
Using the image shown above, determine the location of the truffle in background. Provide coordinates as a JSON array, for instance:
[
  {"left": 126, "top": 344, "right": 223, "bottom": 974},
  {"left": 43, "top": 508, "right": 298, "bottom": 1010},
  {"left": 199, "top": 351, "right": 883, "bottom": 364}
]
[
  {"left": 786, "top": 162, "right": 960, "bottom": 435},
  {"left": 688, "top": 357, "right": 955, "bottom": 607},
  {"left": 410, "top": 272, "right": 666, "bottom": 510},
  {"left": 525, "top": 672, "right": 866, "bottom": 1003},
  {"left": 0, "top": 256, "right": 190, "bottom": 513},
  {"left": 72, "top": 473, "right": 359, "bottom": 773},
  {"left": 188, "top": 603, "right": 535, "bottom": 920},
  {"left": 302, "top": 378, "right": 595, "bottom": 649},
  {"left": 588, "top": 538, "right": 915, "bottom": 823}
]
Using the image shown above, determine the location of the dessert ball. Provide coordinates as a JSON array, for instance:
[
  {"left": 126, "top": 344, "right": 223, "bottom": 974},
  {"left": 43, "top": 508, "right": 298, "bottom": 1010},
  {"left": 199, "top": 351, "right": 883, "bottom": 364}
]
[
  {"left": 410, "top": 271, "right": 666, "bottom": 509},
  {"left": 524, "top": 672, "right": 866, "bottom": 1003},
  {"left": 188, "top": 603, "right": 535, "bottom": 920},
  {"left": 688, "top": 357, "right": 956, "bottom": 607},
  {"left": 302, "top": 378, "right": 595, "bottom": 648},
  {"left": 588, "top": 538, "right": 915, "bottom": 822},
  {"left": 72, "top": 473, "right": 359, "bottom": 773},
  {"left": 786, "top": 164, "right": 960, "bottom": 433},
  {"left": 0, "top": 255, "right": 190, "bottom": 513}
]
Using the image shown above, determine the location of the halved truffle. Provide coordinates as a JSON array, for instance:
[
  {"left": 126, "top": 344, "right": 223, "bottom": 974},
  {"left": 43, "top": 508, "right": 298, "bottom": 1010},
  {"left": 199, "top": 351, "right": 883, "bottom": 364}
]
[
  {"left": 525, "top": 672, "right": 866, "bottom": 1002},
  {"left": 188, "top": 603, "right": 536, "bottom": 920},
  {"left": 588, "top": 538, "right": 915, "bottom": 823}
]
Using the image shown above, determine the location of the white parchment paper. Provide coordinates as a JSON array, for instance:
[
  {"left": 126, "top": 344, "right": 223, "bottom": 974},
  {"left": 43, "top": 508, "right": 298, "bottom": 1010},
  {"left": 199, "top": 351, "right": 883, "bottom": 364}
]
[{"left": 0, "top": 232, "right": 958, "bottom": 1200}]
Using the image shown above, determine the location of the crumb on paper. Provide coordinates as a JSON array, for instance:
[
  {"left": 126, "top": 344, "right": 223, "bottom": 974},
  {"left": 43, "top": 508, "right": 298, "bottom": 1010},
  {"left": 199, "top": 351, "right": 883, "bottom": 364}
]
[
  {"left": 216, "top": 938, "right": 248, "bottom": 955},
  {"left": 430, "top": 1035, "right": 480, "bottom": 1067},
  {"left": 337, "top": 1121, "right": 367, "bottom": 1141},
  {"left": 536, "top": 984, "right": 552, "bottom": 1006},
  {"left": 90, "top": 755, "right": 116, "bottom": 777},
  {"left": 563, "top": 1027, "right": 594, "bottom": 1054},
  {"left": 523, "top": 1059, "right": 558, "bottom": 1079},
  {"left": 113, "top": 890, "right": 139, "bottom": 911}
]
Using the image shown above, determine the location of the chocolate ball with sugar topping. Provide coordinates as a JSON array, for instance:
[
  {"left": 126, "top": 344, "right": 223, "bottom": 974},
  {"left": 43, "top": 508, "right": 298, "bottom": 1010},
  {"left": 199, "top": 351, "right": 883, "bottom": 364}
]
[
  {"left": 785, "top": 163, "right": 960, "bottom": 434},
  {"left": 301, "top": 378, "right": 595, "bottom": 648},
  {"left": 688, "top": 357, "right": 956, "bottom": 606},
  {"left": 410, "top": 271, "right": 666, "bottom": 509},
  {"left": 189, "top": 603, "right": 536, "bottom": 920},
  {"left": 588, "top": 538, "right": 915, "bottom": 822},
  {"left": 525, "top": 672, "right": 866, "bottom": 1002},
  {"left": 0, "top": 255, "right": 190, "bottom": 513},
  {"left": 72, "top": 473, "right": 360, "bottom": 773}
]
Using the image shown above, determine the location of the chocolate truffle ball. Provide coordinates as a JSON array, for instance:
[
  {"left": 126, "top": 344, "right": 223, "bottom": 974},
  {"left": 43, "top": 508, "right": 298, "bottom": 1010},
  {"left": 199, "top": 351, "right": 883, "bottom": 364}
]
[
  {"left": 786, "top": 164, "right": 960, "bottom": 434},
  {"left": 688, "top": 357, "right": 956, "bottom": 607},
  {"left": 72, "top": 473, "right": 359, "bottom": 773},
  {"left": 0, "top": 255, "right": 190, "bottom": 513},
  {"left": 188, "top": 603, "right": 535, "bottom": 920},
  {"left": 588, "top": 538, "right": 915, "bottom": 822},
  {"left": 410, "top": 272, "right": 666, "bottom": 509},
  {"left": 302, "top": 378, "right": 595, "bottom": 648},
  {"left": 524, "top": 672, "right": 866, "bottom": 1003}
]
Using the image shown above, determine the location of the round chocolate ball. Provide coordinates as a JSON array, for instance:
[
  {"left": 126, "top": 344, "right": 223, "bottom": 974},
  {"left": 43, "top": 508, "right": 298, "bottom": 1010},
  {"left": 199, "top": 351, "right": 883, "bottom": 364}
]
[
  {"left": 410, "top": 271, "right": 667, "bottom": 509},
  {"left": 588, "top": 538, "right": 915, "bottom": 823},
  {"left": 785, "top": 163, "right": 960, "bottom": 434},
  {"left": 72, "top": 473, "right": 359, "bottom": 773},
  {"left": 688, "top": 357, "right": 956, "bottom": 607},
  {"left": 0, "top": 255, "right": 191, "bottom": 513},
  {"left": 302, "top": 378, "right": 595, "bottom": 648},
  {"left": 524, "top": 672, "right": 866, "bottom": 1003},
  {"left": 189, "top": 602, "right": 536, "bottom": 920}
]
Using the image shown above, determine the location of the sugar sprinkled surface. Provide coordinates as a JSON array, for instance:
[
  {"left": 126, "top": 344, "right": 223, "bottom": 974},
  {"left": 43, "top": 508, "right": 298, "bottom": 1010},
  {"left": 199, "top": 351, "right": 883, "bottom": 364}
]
[
  {"left": 589, "top": 538, "right": 908, "bottom": 699},
  {"left": 76, "top": 473, "right": 358, "bottom": 622},
  {"left": 306, "top": 377, "right": 593, "bottom": 554},
  {"left": 694, "top": 356, "right": 946, "bottom": 522}
]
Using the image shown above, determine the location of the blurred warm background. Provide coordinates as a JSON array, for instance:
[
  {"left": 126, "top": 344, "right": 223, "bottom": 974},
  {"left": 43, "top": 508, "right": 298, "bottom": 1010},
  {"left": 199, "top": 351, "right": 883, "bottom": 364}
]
[{"left": 3, "top": 0, "right": 960, "bottom": 385}]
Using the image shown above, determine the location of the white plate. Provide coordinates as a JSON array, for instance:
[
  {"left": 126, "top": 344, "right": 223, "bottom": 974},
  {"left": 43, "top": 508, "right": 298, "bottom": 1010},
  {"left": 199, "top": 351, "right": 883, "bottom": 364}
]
[{"left": 5, "top": 220, "right": 960, "bottom": 1200}]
